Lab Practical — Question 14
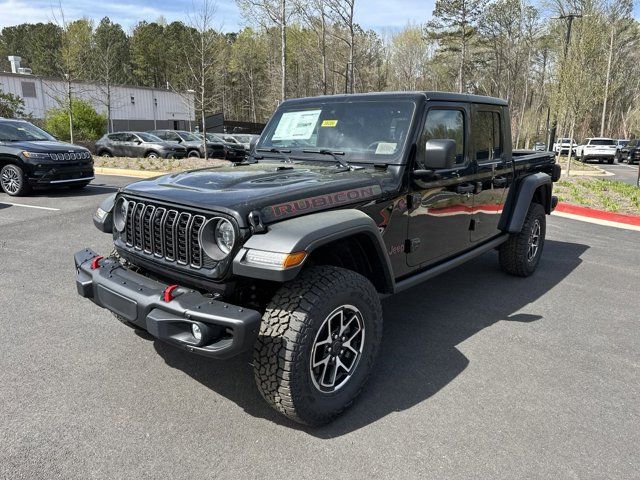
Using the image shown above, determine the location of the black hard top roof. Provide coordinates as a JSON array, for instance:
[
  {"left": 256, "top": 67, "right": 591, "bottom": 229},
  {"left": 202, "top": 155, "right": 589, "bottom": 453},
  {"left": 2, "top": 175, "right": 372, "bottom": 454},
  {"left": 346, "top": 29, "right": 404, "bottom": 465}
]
[{"left": 281, "top": 91, "right": 508, "bottom": 107}]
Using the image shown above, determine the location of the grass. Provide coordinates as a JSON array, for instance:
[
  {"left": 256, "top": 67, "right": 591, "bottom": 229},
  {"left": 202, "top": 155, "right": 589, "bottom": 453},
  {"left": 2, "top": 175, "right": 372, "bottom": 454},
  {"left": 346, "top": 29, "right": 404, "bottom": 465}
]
[
  {"left": 93, "top": 156, "right": 228, "bottom": 172},
  {"left": 555, "top": 177, "right": 640, "bottom": 215}
]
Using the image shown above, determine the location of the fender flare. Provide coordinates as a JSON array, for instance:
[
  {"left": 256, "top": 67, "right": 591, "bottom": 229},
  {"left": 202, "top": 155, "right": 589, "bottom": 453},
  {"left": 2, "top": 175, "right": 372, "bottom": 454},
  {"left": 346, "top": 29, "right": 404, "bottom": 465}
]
[
  {"left": 232, "top": 209, "right": 395, "bottom": 292},
  {"left": 501, "top": 172, "right": 552, "bottom": 233},
  {"left": 93, "top": 193, "right": 116, "bottom": 233}
]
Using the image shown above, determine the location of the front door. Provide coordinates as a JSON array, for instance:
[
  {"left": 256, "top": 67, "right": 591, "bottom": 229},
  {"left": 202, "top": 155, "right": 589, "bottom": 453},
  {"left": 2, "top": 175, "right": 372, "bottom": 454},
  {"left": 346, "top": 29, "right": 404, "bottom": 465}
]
[
  {"left": 470, "top": 108, "right": 513, "bottom": 242},
  {"left": 407, "top": 105, "right": 474, "bottom": 267}
]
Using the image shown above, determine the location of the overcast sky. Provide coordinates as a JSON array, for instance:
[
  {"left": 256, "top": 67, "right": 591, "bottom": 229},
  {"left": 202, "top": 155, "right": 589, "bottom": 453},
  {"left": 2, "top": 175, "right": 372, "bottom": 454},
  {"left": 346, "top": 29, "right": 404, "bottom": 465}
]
[{"left": 0, "top": 0, "right": 638, "bottom": 32}]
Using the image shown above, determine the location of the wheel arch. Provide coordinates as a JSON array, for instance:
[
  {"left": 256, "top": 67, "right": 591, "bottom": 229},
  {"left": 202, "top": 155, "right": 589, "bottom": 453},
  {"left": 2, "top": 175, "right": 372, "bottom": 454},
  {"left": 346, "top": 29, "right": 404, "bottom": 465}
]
[
  {"left": 0, "top": 154, "right": 24, "bottom": 168},
  {"left": 232, "top": 209, "right": 395, "bottom": 294}
]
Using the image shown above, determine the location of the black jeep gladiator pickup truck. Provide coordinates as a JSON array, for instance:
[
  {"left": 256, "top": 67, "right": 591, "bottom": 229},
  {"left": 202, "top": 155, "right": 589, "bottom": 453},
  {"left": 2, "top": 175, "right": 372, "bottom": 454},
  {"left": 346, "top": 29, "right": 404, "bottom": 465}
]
[{"left": 74, "top": 92, "right": 560, "bottom": 425}]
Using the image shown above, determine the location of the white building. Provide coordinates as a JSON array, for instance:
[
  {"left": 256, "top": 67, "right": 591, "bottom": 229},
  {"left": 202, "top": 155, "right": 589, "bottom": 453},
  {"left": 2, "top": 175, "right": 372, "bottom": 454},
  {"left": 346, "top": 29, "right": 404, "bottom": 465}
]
[{"left": 0, "top": 56, "right": 195, "bottom": 132}]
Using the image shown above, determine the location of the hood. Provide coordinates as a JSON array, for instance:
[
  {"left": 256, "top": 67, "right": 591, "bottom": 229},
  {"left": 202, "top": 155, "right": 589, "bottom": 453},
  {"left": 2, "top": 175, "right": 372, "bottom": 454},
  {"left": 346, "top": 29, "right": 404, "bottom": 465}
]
[
  {"left": 10, "top": 140, "right": 87, "bottom": 153},
  {"left": 122, "top": 161, "right": 396, "bottom": 224}
]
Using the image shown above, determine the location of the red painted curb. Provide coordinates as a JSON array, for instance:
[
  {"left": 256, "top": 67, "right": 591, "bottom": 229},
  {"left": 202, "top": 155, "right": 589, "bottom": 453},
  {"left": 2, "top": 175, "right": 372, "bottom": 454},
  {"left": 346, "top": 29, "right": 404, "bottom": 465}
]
[{"left": 555, "top": 202, "right": 640, "bottom": 227}]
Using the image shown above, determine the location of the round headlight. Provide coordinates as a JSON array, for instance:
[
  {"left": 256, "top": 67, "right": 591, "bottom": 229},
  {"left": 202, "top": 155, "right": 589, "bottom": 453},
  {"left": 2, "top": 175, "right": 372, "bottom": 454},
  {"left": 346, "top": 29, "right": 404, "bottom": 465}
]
[
  {"left": 199, "top": 217, "right": 236, "bottom": 260},
  {"left": 113, "top": 197, "right": 128, "bottom": 232},
  {"left": 215, "top": 218, "right": 235, "bottom": 255}
]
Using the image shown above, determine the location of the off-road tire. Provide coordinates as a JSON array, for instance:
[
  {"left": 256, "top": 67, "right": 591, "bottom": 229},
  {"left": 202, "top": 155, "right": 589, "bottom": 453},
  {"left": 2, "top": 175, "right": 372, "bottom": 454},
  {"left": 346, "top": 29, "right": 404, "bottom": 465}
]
[
  {"left": 253, "top": 266, "right": 383, "bottom": 426},
  {"left": 1, "top": 164, "right": 31, "bottom": 196},
  {"left": 499, "top": 202, "right": 546, "bottom": 277}
]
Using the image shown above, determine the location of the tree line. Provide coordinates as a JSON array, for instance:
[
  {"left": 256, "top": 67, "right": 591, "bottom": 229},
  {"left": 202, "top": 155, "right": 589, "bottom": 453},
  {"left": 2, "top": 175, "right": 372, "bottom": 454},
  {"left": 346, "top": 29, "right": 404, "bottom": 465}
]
[{"left": 0, "top": 0, "right": 639, "bottom": 146}]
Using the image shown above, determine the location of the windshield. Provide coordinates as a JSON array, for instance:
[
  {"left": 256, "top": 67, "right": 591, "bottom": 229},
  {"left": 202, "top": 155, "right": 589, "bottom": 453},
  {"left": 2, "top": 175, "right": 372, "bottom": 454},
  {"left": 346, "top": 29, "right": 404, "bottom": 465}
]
[
  {"left": 0, "top": 121, "right": 56, "bottom": 142},
  {"left": 590, "top": 139, "right": 614, "bottom": 146},
  {"left": 179, "top": 131, "right": 201, "bottom": 142},
  {"left": 258, "top": 100, "right": 416, "bottom": 163},
  {"left": 204, "top": 133, "right": 224, "bottom": 143},
  {"left": 136, "top": 132, "right": 163, "bottom": 142}
]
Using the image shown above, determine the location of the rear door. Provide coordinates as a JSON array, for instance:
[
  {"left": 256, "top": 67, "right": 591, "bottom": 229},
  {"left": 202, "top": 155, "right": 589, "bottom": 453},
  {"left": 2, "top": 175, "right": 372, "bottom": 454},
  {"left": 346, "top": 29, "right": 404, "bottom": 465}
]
[
  {"left": 470, "top": 107, "right": 513, "bottom": 243},
  {"left": 121, "top": 133, "right": 139, "bottom": 158},
  {"left": 407, "top": 103, "right": 474, "bottom": 267},
  {"left": 109, "top": 133, "right": 125, "bottom": 156}
]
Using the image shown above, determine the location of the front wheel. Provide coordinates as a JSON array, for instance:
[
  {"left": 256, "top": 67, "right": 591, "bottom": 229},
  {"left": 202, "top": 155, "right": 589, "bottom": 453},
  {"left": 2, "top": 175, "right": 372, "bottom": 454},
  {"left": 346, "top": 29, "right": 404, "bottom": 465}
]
[
  {"left": 253, "top": 266, "right": 383, "bottom": 426},
  {"left": 187, "top": 150, "right": 201, "bottom": 158},
  {"left": 1, "top": 164, "right": 31, "bottom": 196},
  {"left": 499, "top": 202, "right": 546, "bottom": 277},
  {"left": 145, "top": 151, "right": 160, "bottom": 159}
]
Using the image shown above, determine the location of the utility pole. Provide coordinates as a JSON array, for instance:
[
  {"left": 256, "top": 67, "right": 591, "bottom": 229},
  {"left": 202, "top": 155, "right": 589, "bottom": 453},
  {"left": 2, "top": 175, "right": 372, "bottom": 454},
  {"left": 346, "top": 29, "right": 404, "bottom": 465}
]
[{"left": 547, "top": 13, "right": 582, "bottom": 153}]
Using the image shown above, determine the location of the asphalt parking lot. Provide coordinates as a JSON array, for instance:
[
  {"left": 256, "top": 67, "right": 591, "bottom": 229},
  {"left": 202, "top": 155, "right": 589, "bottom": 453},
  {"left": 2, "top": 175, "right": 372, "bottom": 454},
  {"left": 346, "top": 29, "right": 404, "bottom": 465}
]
[
  {"left": 604, "top": 161, "right": 640, "bottom": 185},
  {"left": 1, "top": 175, "right": 639, "bottom": 479}
]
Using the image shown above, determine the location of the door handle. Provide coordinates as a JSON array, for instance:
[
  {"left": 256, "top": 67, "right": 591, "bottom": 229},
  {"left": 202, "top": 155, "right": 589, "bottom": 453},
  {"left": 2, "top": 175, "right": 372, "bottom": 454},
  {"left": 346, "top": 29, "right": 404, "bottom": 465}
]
[
  {"left": 493, "top": 177, "right": 507, "bottom": 187},
  {"left": 456, "top": 184, "right": 475, "bottom": 194}
]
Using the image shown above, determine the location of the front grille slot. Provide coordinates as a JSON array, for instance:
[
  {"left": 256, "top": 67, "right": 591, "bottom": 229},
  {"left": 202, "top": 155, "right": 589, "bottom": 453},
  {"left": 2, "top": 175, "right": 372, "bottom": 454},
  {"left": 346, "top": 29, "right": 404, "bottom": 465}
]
[{"left": 122, "top": 199, "right": 210, "bottom": 270}]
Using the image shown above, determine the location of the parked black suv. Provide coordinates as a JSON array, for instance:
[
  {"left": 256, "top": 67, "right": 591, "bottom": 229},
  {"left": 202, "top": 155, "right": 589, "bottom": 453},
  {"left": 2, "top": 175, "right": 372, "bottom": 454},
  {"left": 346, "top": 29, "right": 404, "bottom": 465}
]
[
  {"left": 619, "top": 139, "right": 640, "bottom": 164},
  {"left": 200, "top": 132, "right": 246, "bottom": 161},
  {"left": 75, "top": 92, "right": 560, "bottom": 425},
  {"left": 0, "top": 119, "right": 93, "bottom": 196},
  {"left": 95, "top": 132, "right": 187, "bottom": 159}
]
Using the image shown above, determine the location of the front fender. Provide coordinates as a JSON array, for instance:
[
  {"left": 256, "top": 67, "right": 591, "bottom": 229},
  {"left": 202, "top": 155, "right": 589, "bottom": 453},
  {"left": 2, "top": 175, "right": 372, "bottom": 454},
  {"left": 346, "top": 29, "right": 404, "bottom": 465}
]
[
  {"left": 93, "top": 193, "right": 116, "bottom": 233},
  {"left": 232, "top": 209, "right": 394, "bottom": 290}
]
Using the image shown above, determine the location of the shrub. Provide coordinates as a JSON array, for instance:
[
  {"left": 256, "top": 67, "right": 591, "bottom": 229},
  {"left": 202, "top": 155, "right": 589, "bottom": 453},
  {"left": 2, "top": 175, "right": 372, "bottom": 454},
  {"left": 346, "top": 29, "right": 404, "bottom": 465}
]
[{"left": 44, "top": 99, "right": 107, "bottom": 142}]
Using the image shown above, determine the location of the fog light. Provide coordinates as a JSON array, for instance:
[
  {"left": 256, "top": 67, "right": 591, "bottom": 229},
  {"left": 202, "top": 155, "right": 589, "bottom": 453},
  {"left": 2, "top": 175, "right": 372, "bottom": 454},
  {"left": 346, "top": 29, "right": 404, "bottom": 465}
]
[{"left": 191, "top": 323, "right": 202, "bottom": 341}]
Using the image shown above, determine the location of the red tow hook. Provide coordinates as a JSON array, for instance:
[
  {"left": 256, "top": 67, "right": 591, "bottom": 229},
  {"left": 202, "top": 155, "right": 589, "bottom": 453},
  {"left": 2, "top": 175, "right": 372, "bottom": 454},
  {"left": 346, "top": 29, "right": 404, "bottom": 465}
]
[
  {"left": 163, "top": 285, "right": 179, "bottom": 302},
  {"left": 90, "top": 256, "right": 104, "bottom": 270}
]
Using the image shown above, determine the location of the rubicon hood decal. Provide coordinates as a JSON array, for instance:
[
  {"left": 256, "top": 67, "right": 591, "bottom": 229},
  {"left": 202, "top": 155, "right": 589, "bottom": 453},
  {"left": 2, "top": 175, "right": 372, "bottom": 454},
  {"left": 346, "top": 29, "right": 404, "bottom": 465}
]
[{"left": 262, "top": 185, "right": 382, "bottom": 221}]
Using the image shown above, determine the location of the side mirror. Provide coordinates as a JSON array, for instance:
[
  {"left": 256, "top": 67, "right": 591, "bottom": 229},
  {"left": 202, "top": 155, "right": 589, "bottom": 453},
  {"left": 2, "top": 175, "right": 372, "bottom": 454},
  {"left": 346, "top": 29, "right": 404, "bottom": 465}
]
[
  {"left": 424, "top": 139, "right": 457, "bottom": 170},
  {"left": 135, "top": 140, "right": 142, "bottom": 145}
]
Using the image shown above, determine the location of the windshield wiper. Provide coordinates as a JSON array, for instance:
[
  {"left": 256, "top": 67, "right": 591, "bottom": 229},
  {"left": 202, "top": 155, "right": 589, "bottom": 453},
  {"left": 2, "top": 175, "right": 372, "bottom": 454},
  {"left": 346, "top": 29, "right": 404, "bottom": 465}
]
[
  {"left": 257, "top": 147, "right": 293, "bottom": 163},
  {"left": 302, "top": 149, "right": 351, "bottom": 169}
]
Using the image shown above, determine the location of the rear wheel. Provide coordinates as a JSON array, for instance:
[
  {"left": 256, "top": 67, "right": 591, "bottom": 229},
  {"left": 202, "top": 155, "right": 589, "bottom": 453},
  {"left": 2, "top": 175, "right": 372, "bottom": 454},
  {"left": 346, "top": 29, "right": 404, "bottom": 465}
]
[
  {"left": 1, "top": 164, "right": 31, "bottom": 196},
  {"left": 499, "top": 202, "right": 546, "bottom": 277},
  {"left": 253, "top": 266, "right": 383, "bottom": 426},
  {"left": 98, "top": 150, "right": 112, "bottom": 157}
]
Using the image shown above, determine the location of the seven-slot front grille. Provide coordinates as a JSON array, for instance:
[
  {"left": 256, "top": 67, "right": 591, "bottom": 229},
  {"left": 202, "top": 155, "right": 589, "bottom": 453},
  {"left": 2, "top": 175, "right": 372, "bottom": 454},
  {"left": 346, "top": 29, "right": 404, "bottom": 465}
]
[{"left": 123, "top": 199, "right": 208, "bottom": 268}]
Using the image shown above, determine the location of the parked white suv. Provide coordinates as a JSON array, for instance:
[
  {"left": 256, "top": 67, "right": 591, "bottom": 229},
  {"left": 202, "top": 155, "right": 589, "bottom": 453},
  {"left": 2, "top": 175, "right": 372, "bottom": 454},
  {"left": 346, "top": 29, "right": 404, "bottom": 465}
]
[
  {"left": 552, "top": 138, "right": 577, "bottom": 155},
  {"left": 575, "top": 138, "right": 617, "bottom": 164}
]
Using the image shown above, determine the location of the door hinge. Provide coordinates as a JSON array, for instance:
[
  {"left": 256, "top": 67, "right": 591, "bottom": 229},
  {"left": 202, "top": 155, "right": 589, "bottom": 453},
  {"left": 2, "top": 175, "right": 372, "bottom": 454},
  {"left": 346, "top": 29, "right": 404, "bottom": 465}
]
[
  {"left": 407, "top": 193, "right": 422, "bottom": 211},
  {"left": 405, "top": 238, "right": 421, "bottom": 252}
]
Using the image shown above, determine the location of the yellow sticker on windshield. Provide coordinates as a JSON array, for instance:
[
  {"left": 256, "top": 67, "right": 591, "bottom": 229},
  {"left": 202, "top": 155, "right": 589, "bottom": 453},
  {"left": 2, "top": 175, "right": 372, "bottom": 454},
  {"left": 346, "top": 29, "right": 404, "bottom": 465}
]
[{"left": 321, "top": 120, "right": 338, "bottom": 127}]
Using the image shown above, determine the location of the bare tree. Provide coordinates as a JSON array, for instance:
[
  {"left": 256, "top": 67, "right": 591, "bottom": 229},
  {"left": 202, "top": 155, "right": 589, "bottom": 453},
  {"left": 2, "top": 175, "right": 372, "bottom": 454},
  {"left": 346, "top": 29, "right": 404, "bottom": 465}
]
[
  {"left": 295, "top": 0, "right": 330, "bottom": 95},
  {"left": 237, "top": 0, "right": 292, "bottom": 101},
  {"left": 50, "top": 2, "right": 93, "bottom": 143},
  {"left": 183, "top": 0, "right": 219, "bottom": 159},
  {"left": 326, "top": 0, "right": 356, "bottom": 93}
]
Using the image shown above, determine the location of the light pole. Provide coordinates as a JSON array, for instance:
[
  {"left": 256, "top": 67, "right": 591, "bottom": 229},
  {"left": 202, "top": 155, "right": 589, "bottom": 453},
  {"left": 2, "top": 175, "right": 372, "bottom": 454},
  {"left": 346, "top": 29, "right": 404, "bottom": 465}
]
[
  {"left": 547, "top": 13, "right": 582, "bottom": 153},
  {"left": 153, "top": 97, "right": 157, "bottom": 130},
  {"left": 186, "top": 89, "right": 195, "bottom": 131}
]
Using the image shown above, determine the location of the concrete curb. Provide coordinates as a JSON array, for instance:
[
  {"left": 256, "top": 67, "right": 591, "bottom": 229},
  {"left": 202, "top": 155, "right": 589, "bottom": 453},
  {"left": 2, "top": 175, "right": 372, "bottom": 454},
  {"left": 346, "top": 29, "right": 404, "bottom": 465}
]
[
  {"left": 553, "top": 202, "right": 640, "bottom": 232},
  {"left": 94, "top": 167, "right": 168, "bottom": 178}
]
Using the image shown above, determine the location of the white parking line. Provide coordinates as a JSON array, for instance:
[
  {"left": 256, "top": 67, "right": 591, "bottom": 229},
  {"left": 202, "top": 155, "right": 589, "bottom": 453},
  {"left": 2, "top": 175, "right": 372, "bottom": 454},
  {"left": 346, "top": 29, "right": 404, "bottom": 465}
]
[{"left": 0, "top": 202, "right": 60, "bottom": 211}]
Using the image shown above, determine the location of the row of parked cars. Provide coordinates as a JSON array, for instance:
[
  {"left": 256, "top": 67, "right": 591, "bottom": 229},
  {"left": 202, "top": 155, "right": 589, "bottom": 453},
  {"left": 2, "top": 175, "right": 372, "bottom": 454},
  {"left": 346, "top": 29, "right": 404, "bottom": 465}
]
[
  {"left": 550, "top": 137, "right": 639, "bottom": 164},
  {"left": 94, "top": 130, "right": 260, "bottom": 162}
]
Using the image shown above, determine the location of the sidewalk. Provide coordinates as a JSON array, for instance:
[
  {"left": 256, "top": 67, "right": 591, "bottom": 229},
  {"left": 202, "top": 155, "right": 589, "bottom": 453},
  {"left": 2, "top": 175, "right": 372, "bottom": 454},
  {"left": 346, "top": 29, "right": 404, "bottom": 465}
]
[{"left": 553, "top": 202, "right": 640, "bottom": 232}]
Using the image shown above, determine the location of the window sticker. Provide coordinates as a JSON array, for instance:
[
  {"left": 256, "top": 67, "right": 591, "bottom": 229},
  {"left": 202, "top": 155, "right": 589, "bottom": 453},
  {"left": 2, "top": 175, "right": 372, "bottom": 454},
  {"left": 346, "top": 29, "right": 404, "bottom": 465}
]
[
  {"left": 321, "top": 120, "right": 338, "bottom": 128},
  {"left": 375, "top": 142, "right": 397, "bottom": 155},
  {"left": 272, "top": 110, "right": 321, "bottom": 141}
]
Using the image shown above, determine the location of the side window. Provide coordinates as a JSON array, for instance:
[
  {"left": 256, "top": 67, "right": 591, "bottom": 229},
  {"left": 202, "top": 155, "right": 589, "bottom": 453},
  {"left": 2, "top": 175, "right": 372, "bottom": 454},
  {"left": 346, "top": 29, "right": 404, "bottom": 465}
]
[
  {"left": 420, "top": 109, "right": 465, "bottom": 166},
  {"left": 122, "top": 133, "right": 136, "bottom": 142},
  {"left": 109, "top": 133, "right": 124, "bottom": 141},
  {"left": 166, "top": 132, "right": 180, "bottom": 141},
  {"left": 473, "top": 111, "right": 502, "bottom": 161}
]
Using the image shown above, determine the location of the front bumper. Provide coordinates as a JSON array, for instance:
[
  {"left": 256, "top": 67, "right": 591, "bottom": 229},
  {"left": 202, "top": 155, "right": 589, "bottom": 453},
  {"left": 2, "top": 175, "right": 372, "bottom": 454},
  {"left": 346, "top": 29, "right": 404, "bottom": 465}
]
[
  {"left": 74, "top": 248, "right": 261, "bottom": 359},
  {"left": 28, "top": 162, "right": 94, "bottom": 186}
]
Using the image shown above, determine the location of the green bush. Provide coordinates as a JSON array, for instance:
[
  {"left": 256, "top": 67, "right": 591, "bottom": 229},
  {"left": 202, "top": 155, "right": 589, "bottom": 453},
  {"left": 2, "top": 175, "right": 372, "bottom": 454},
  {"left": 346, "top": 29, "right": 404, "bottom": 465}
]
[
  {"left": 44, "top": 99, "right": 107, "bottom": 142},
  {"left": 0, "top": 90, "right": 26, "bottom": 118}
]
